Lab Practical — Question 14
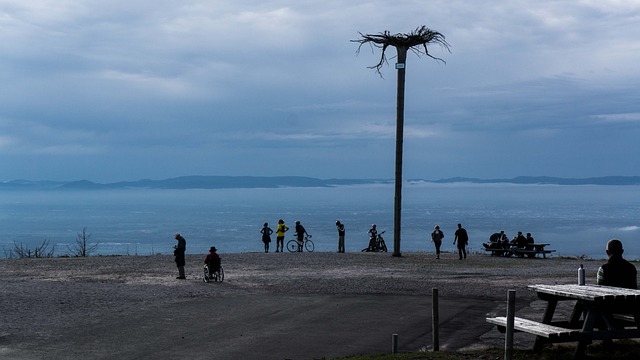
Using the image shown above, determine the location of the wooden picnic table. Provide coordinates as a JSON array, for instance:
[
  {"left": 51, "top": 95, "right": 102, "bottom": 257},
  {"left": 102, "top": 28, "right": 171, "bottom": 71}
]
[
  {"left": 513, "top": 243, "right": 555, "bottom": 258},
  {"left": 487, "top": 284, "right": 640, "bottom": 359},
  {"left": 530, "top": 284, "right": 640, "bottom": 358},
  {"left": 483, "top": 243, "right": 555, "bottom": 258},
  {"left": 531, "top": 243, "right": 550, "bottom": 251}
]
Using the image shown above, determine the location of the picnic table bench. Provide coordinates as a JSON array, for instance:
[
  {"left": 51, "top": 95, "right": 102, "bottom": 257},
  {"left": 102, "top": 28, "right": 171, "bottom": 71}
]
[
  {"left": 487, "top": 284, "right": 640, "bottom": 359},
  {"left": 483, "top": 246, "right": 510, "bottom": 257},
  {"left": 483, "top": 243, "right": 555, "bottom": 258},
  {"left": 486, "top": 316, "right": 580, "bottom": 341},
  {"left": 513, "top": 244, "right": 555, "bottom": 258}
]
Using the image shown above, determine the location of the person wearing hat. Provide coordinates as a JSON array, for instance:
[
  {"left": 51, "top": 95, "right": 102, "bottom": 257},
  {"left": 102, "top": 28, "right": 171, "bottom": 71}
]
[
  {"left": 204, "top": 246, "right": 221, "bottom": 278},
  {"left": 431, "top": 225, "right": 444, "bottom": 259},
  {"left": 596, "top": 239, "right": 637, "bottom": 289},
  {"left": 173, "top": 233, "right": 187, "bottom": 279}
]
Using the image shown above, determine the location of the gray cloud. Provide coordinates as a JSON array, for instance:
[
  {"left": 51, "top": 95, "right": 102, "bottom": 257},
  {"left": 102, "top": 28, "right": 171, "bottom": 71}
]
[{"left": 1, "top": 0, "right": 639, "bottom": 181}]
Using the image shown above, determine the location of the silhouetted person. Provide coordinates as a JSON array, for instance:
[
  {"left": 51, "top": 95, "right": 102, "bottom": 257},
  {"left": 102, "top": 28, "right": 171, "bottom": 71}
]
[
  {"left": 596, "top": 239, "right": 637, "bottom": 289},
  {"left": 275, "top": 219, "right": 289, "bottom": 252},
  {"left": 525, "top": 232, "right": 535, "bottom": 250},
  {"left": 260, "top": 222, "right": 273, "bottom": 253},
  {"left": 511, "top": 231, "right": 527, "bottom": 248},
  {"left": 453, "top": 223, "right": 469, "bottom": 260},
  {"left": 173, "top": 233, "right": 186, "bottom": 279},
  {"left": 204, "top": 246, "right": 221, "bottom": 278},
  {"left": 367, "top": 224, "right": 378, "bottom": 251},
  {"left": 499, "top": 231, "right": 510, "bottom": 249},
  {"left": 431, "top": 225, "right": 444, "bottom": 259},
  {"left": 336, "top": 221, "right": 345, "bottom": 253},
  {"left": 294, "top": 220, "right": 308, "bottom": 252}
]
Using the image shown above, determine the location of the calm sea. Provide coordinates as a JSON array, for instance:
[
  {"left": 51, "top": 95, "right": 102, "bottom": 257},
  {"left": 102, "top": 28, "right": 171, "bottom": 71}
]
[{"left": 1, "top": 183, "right": 639, "bottom": 260}]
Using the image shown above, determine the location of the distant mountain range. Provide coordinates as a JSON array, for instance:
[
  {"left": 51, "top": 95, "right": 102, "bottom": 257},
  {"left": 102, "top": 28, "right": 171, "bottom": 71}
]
[
  {"left": 425, "top": 176, "right": 640, "bottom": 186},
  {"left": 1, "top": 175, "right": 640, "bottom": 190}
]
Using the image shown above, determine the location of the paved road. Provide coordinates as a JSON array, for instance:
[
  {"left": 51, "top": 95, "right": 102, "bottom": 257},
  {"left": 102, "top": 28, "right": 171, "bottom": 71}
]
[{"left": 4, "top": 293, "right": 497, "bottom": 360}]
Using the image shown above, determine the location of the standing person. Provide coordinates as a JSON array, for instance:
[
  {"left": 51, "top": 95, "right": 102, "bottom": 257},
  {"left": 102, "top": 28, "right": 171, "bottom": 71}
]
[
  {"left": 173, "top": 233, "right": 186, "bottom": 279},
  {"left": 596, "top": 239, "right": 637, "bottom": 289},
  {"left": 294, "top": 220, "right": 309, "bottom": 252},
  {"left": 336, "top": 220, "right": 346, "bottom": 253},
  {"left": 260, "top": 223, "right": 273, "bottom": 253},
  {"left": 367, "top": 224, "right": 378, "bottom": 251},
  {"left": 431, "top": 225, "right": 444, "bottom": 259},
  {"left": 453, "top": 223, "right": 469, "bottom": 260},
  {"left": 275, "top": 219, "right": 289, "bottom": 253}
]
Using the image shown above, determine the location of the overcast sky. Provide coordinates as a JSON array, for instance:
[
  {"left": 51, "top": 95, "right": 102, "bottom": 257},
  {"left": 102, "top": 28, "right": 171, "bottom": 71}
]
[{"left": 1, "top": 0, "right": 639, "bottom": 182}]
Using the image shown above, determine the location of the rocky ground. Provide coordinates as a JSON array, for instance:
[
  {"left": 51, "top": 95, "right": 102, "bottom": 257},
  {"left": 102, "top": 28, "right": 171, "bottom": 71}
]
[{"left": 0, "top": 251, "right": 596, "bottom": 359}]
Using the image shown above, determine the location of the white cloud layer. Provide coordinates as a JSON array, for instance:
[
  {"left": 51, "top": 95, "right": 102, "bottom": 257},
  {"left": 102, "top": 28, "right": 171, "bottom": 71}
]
[{"left": 1, "top": 0, "right": 639, "bottom": 181}]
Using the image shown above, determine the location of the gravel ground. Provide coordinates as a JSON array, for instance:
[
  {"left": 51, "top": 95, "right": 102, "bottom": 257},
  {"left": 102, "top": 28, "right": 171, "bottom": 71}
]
[{"left": 0, "top": 251, "right": 598, "bottom": 358}]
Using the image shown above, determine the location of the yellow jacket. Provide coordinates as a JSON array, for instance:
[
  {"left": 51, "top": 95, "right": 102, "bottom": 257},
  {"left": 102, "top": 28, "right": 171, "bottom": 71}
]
[{"left": 276, "top": 223, "right": 289, "bottom": 237}]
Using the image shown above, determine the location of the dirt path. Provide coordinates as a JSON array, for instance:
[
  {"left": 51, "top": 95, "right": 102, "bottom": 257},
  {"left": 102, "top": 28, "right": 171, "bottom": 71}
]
[{"left": 0, "top": 252, "right": 587, "bottom": 359}]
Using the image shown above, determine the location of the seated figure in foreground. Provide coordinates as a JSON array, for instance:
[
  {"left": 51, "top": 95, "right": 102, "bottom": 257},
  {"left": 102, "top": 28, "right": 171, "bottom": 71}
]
[{"left": 596, "top": 239, "right": 637, "bottom": 289}]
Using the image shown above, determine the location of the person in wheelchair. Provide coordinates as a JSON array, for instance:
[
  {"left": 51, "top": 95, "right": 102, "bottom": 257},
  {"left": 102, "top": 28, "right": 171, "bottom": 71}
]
[{"left": 204, "top": 246, "right": 221, "bottom": 278}]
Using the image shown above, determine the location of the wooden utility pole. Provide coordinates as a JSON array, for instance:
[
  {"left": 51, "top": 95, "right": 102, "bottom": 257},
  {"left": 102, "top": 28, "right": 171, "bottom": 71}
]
[
  {"left": 353, "top": 26, "right": 450, "bottom": 257},
  {"left": 393, "top": 46, "right": 407, "bottom": 257}
]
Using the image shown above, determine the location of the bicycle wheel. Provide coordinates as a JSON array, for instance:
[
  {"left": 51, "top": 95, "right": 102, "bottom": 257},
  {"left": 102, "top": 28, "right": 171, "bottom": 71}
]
[
  {"left": 203, "top": 265, "right": 210, "bottom": 283},
  {"left": 286, "top": 240, "right": 299, "bottom": 252},
  {"left": 305, "top": 239, "right": 314, "bottom": 252},
  {"left": 379, "top": 239, "right": 388, "bottom": 252}
]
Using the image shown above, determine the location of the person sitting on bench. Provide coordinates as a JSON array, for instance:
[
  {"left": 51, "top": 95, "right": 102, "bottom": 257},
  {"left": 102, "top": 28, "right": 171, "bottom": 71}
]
[
  {"left": 525, "top": 232, "right": 535, "bottom": 250},
  {"left": 596, "top": 239, "right": 637, "bottom": 289}
]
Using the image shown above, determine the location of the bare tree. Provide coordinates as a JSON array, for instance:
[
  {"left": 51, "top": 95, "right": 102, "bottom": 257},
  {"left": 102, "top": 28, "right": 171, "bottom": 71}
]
[
  {"left": 353, "top": 26, "right": 450, "bottom": 257},
  {"left": 69, "top": 227, "right": 99, "bottom": 257},
  {"left": 13, "top": 239, "right": 55, "bottom": 258}
]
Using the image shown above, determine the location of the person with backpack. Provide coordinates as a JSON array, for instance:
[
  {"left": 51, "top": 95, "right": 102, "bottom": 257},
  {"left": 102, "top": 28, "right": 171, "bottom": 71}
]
[{"left": 275, "top": 219, "right": 289, "bottom": 252}]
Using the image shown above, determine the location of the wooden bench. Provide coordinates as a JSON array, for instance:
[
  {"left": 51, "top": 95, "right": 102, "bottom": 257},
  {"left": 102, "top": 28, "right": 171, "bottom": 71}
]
[
  {"left": 483, "top": 247, "right": 509, "bottom": 256},
  {"left": 612, "top": 313, "right": 640, "bottom": 328},
  {"left": 483, "top": 245, "right": 556, "bottom": 258},
  {"left": 486, "top": 316, "right": 580, "bottom": 341}
]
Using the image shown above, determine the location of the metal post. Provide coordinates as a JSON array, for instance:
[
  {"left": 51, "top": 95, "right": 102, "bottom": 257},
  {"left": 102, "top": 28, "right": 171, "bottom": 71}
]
[
  {"left": 505, "top": 290, "right": 516, "bottom": 360},
  {"left": 392, "top": 333, "right": 398, "bottom": 353},
  {"left": 432, "top": 288, "right": 439, "bottom": 351}
]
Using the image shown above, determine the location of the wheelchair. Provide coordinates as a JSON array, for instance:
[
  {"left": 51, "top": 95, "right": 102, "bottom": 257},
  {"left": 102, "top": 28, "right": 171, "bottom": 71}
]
[{"left": 203, "top": 264, "right": 224, "bottom": 283}]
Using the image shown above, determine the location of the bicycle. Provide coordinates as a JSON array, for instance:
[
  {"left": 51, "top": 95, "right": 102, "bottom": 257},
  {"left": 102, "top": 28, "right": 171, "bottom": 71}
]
[
  {"left": 203, "top": 264, "right": 224, "bottom": 283},
  {"left": 361, "top": 231, "right": 387, "bottom": 252},
  {"left": 287, "top": 235, "right": 314, "bottom": 252}
]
